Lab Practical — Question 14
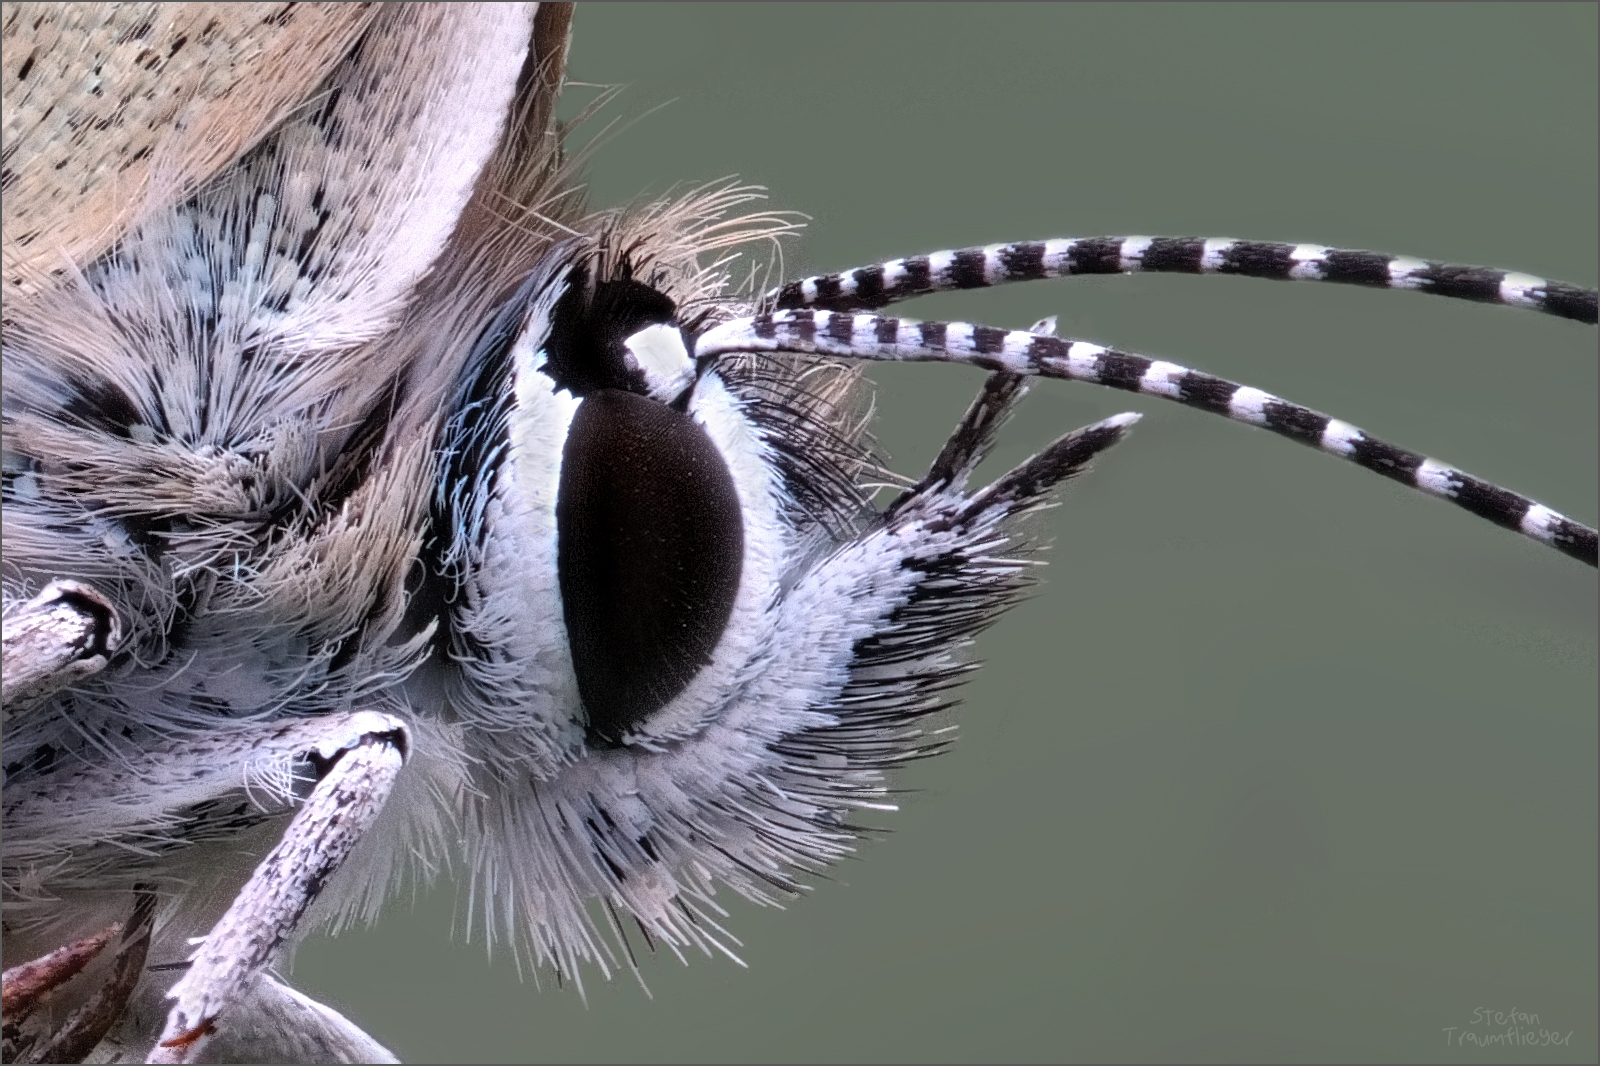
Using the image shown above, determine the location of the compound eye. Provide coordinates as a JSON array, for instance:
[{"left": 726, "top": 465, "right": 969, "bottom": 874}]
[{"left": 555, "top": 388, "right": 744, "bottom": 744}]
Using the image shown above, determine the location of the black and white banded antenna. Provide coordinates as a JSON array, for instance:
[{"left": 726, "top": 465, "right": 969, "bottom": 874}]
[
  {"left": 695, "top": 310, "right": 1599, "bottom": 566},
  {"left": 769, "top": 236, "right": 1599, "bottom": 324}
]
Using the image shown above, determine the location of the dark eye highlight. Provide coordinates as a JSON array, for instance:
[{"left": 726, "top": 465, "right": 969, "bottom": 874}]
[{"left": 556, "top": 388, "right": 744, "bottom": 744}]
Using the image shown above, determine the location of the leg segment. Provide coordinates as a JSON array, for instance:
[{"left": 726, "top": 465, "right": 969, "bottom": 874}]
[
  {"left": 144, "top": 717, "right": 408, "bottom": 1065},
  {"left": 1, "top": 580, "right": 121, "bottom": 721},
  {"left": 3, "top": 893, "right": 154, "bottom": 1065}
]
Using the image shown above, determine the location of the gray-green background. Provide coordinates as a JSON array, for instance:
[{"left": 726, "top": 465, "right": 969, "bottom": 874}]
[{"left": 295, "top": 5, "right": 1597, "bottom": 1062}]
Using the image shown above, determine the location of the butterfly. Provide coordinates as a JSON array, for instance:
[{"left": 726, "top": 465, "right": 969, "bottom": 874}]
[{"left": 4, "top": 5, "right": 1594, "bottom": 1063}]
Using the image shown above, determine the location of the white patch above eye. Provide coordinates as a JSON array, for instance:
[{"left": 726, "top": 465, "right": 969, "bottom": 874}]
[{"left": 623, "top": 323, "right": 696, "bottom": 401}]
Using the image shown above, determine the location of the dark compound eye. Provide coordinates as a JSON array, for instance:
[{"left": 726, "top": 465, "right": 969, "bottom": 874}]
[
  {"left": 555, "top": 386, "right": 744, "bottom": 745},
  {"left": 539, "top": 262, "right": 744, "bottom": 741}
]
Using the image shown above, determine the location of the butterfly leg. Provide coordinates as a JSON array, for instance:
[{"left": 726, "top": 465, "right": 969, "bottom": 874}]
[
  {"left": 156, "top": 973, "right": 400, "bottom": 1066},
  {"left": 143, "top": 714, "right": 409, "bottom": 1065},
  {"left": 1, "top": 580, "right": 121, "bottom": 722},
  {"left": 2, "top": 893, "right": 154, "bottom": 1065}
]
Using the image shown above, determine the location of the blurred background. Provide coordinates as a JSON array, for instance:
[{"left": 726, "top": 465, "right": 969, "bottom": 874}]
[{"left": 294, "top": 4, "right": 1597, "bottom": 1062}]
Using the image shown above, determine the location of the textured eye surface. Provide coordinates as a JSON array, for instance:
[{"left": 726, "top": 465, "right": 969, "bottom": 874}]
[{"left": 557, "top": 386, "right": 744, "bottom": 742}]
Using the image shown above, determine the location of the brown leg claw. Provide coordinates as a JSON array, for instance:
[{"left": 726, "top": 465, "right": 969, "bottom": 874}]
[
  {"left": 157, "top": 1019, "right": 217, "bottom": 1050},
  {"left": 1, "top": 892, "right": 156, "bottom": 1064},
  {"left": 1, "top": 924, "right": 121, "bottom": 1020}
]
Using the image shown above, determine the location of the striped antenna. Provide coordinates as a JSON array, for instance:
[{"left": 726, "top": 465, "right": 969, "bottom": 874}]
[
  {"left": 770, "top": 237, "right": 1599, "bottom": 324},
  {"left": 696, "top": 310, "right": 1598, "bottom": 566}
]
